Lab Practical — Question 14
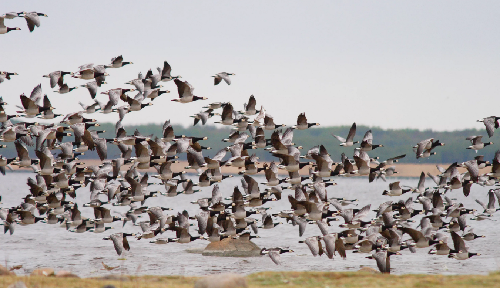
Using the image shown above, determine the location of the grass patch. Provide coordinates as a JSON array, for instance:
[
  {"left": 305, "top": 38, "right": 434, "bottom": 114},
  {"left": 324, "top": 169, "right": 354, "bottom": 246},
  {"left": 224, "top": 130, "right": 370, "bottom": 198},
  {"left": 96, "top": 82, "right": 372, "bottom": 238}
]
[{"left": 1, "top": 272, "right": 500, "bottom": 288}]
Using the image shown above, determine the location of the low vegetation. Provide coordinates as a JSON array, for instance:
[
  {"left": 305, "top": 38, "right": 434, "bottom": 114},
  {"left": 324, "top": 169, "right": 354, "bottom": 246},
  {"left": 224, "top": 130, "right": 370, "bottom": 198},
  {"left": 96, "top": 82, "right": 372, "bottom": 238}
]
[{"left": 2, "top": 271, "right": 500, "bottom": 288}]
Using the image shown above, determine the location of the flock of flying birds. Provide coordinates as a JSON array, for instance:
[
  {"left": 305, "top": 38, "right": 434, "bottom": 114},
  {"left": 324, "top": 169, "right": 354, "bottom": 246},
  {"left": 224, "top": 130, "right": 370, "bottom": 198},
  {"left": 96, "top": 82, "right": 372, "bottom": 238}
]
[
  {"left": 0, "top": 11, "right": 47, "bottom": 34},
  {"left": 2, "top": 38, "right": 500, "bottom": 273}
]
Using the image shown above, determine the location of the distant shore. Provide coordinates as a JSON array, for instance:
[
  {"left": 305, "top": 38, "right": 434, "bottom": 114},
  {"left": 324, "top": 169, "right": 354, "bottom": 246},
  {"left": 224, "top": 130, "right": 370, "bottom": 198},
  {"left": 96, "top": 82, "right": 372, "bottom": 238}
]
[{"left": 8, "top": 160, "right": 478, "bottom": 178}]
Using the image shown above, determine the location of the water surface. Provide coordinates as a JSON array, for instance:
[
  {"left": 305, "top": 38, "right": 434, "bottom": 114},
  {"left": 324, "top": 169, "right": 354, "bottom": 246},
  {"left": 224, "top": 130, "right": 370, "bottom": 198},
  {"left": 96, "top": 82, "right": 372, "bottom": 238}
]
[{"left": 1, "top": 172, "right": 498, "bottom": 277}]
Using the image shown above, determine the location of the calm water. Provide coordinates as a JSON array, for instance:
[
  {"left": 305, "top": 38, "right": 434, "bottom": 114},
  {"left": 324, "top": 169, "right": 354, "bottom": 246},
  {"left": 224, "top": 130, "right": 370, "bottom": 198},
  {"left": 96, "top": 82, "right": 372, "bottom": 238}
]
[{"left": 0, "top": 172, "right": 498, "bottom": 277}]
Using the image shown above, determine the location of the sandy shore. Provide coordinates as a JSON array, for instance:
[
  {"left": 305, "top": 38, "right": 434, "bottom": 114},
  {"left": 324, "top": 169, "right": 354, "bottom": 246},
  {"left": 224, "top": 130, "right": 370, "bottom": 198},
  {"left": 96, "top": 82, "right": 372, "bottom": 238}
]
[{"left": 9, "top": 160, "right": 479, "bottom": 178}]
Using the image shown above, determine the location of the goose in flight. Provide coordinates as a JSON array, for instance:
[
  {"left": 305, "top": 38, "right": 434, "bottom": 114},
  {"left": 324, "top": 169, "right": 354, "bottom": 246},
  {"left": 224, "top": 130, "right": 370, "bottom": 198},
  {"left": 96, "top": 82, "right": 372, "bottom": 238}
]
[
  {"left": 53, "top": 76, "right": 78, "bottom": 94},
  {"left": 0, "top": 71, "right": 19, "bottom": 83},
  {"left": 43, "top": 71, "right": 73, "bottom": 88},
  {"left": 213, "top": 72, "right": 235, "bottom": 85},
  {"left": 332, "top": 122, "right": 357, "bottom": 146},
  {"left": 240, "top": 95, "right": 259, "bottom": 116},
  {"left": 477, "top": 116, "right": 500, "bottom": 137},
  {"left": 293, "top": 113, "right": 320, "bottom": 130},
  {"left": 466, "top": 135, "right": 492, "bottom": 152},
  {"left": 0, "top": 15, "right": 21, "bottom": 34},
  {"left": 19, "top": 11, "right": 48, "bottom": 32},
  {"left": 260, "top": 247, "right": 293, "bottom": 265},
  {"left": 360, "top": 130, "right": 383, "bottom": 151},
  {"left": 103, "top": 232, "right": 135, "bottom": 255},
  {"left": 366, "top": 250, "right": 401, "bottom": 273},
  {"left": 73, "top": 63, "right": 109, "bottom": 82},
  {"left": 173, "top": 79, "right": 207, "bottom": 103},
  {"left": 105, "top": 55, "right": 133, "bottom": 68},
  {"left": 159, "top": 61, "right": 181, "bottom": 82}
]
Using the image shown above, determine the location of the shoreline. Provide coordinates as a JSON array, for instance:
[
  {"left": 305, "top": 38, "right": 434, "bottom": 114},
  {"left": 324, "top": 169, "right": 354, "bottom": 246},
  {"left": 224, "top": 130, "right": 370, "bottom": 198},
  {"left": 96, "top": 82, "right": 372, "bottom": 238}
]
[{"left": 7, "top": 160, "right": 479, "bottom": 178}]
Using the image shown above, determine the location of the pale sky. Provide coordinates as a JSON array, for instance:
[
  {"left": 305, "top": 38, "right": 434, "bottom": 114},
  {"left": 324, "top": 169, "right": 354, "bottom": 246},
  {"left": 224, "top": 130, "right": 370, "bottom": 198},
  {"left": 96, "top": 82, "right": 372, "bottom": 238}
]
[{"left": 1, "top": 1, "right": 499, "bottom": 131}]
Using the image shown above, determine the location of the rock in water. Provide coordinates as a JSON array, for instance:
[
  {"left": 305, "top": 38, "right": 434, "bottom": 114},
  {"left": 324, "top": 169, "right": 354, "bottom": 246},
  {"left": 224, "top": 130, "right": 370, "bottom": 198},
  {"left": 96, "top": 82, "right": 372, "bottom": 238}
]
[
  {"left": 202, "top": 238, "right": 261, "bottom": 257},
  {"left": 194, "top": 273, "right": 247, "bottom": 288}
]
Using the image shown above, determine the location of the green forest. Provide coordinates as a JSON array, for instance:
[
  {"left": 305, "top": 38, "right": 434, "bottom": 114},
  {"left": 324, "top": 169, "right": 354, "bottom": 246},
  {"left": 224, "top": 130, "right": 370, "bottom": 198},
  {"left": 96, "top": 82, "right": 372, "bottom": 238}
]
[{"left": 2, "top": 122, "right": 497, "bottom": 164}]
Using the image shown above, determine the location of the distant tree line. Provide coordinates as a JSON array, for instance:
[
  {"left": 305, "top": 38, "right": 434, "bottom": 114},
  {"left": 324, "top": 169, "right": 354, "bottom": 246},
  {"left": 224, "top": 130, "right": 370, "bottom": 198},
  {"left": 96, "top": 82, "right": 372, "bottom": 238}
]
[{"left": 2, "top": 123, "right": 497, "bottom": 164}]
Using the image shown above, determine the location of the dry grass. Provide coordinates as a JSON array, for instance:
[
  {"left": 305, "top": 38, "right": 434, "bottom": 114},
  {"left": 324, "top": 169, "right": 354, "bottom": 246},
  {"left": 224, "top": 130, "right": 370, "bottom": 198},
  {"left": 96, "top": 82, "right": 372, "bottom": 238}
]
[
  {"left": 2, "top": 271, "right": 500, "bottom": 288},
  {"left": 247, "top": 271, "right": 500, "bottom": 288},
  {"left": 0, "top": 275, "right": 198, "bottom": 288}
]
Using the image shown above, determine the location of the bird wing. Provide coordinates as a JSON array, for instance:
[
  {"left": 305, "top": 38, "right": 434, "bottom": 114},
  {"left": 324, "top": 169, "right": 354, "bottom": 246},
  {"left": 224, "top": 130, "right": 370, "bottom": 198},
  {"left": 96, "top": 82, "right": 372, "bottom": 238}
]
[
  {"left": 110, "top": 233, "right": 124, "bottom": 255},
  {"left": 162, "top": 61, "right": 172, "bottom": 77},
  {"left": 340, "top": 209, "right": 353, "bottom": 223},
  {"left": 24, "top": 13, "right": 39, "bottom": 32},
  {"left": 373, "top": 251, "right": 387, "bottom": 273},
  {"left": 488, "top": 191, "right": 496, "bottom": 210},
  {"left": 111, "top": 55, "right": 123, "bottom": 65},
  {"left": 297, "top": 113, "right": 307, "bottom": 126},
  {"left": 427, "top": 172, "right": 439, "bottom": 185},
  {"left": 295, "top": 216, "right": 306, "bottom": 237},
  {"left": 475, "top": 199, "right": 487, "bottom": 210},
  {"left": 108, "top": 89, "right": 120, "bottom": 106},
  {"left": 353, "top": 204, "right": 371, "bottom": 221},
  {"left": 346, "top": 122, "right": 357, "bottom": 142},
  {"left": 401, "top": 227, "right": 424, "bottom": 242},
  {"left": 322, "top": 234, "right": 336, "bottom": 259},
  {"left": 94, "top": 138, "right": 107, "bottom": 160},
  {"left": 417, "top": 172, "right": 426, "bottom": 191},
  {"left": 219, "top": 73, "right": 232, "bottom": 85},
  {"left": 362, "top": 130, "right": 373, "bottom": 144},
  {"left": 451, "top": 231, "right": 467, "bottom": 252},
  {"left": 305, "top": 237, "right": 320, "bottom": 256},
  {"left": 335, "top": 238, "right": 346, "bottom": 259},
  {"left": 377, "top": 201, "right": 392, "bottom": 217},
  {"left": 316, "top": 220, "right": 329, "bottom": 236},
  {"left": 213, "top": 75, "right": 222, "bottom": 85},
  {"left": 48, "top": 72, "right": 60, "bottom": 88},
  {"left": 483, "top": 117, "right": 495, "bottom": 137},
  {"left": 268, "top": 250, "right": 281, "bottom": 265},
  {"left": 463, "top": 160, "right": 479, "bottom": 181},
  {"left": 29, "top": 84, "right": 43, "bottom": 104},
  {"left": 332, "top": 134, "right": 346, "bottom": 143},
  {"left": 416, "top": 141, "right": 428, "bottom": 158},
  {"left": 122, "top": 235, "right": 131, "bottom": 251},
  {"left": 246, "top": 95, "right": 257, "bottom": 111}
]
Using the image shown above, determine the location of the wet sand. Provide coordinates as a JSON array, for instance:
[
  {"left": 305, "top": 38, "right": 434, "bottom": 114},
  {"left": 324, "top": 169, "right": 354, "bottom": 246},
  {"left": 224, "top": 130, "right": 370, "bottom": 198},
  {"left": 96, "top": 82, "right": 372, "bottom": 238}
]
[{"left": 10, "top": 160, "right": 477, "bottom": 177}]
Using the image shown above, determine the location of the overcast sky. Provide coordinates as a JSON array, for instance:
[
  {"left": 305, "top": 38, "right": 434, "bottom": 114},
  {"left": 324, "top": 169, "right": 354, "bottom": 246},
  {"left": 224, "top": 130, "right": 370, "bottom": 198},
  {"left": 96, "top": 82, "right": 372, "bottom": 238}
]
[{"left": 1, "top": 1, "right": 499, "bottom": 131}]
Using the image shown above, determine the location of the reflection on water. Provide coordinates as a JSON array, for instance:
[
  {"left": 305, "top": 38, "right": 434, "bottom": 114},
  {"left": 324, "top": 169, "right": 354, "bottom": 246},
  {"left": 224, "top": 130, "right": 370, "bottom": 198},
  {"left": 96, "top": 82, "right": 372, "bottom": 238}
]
[{"left": 0, "top": 172, "right": 498, "bottom": 277}]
